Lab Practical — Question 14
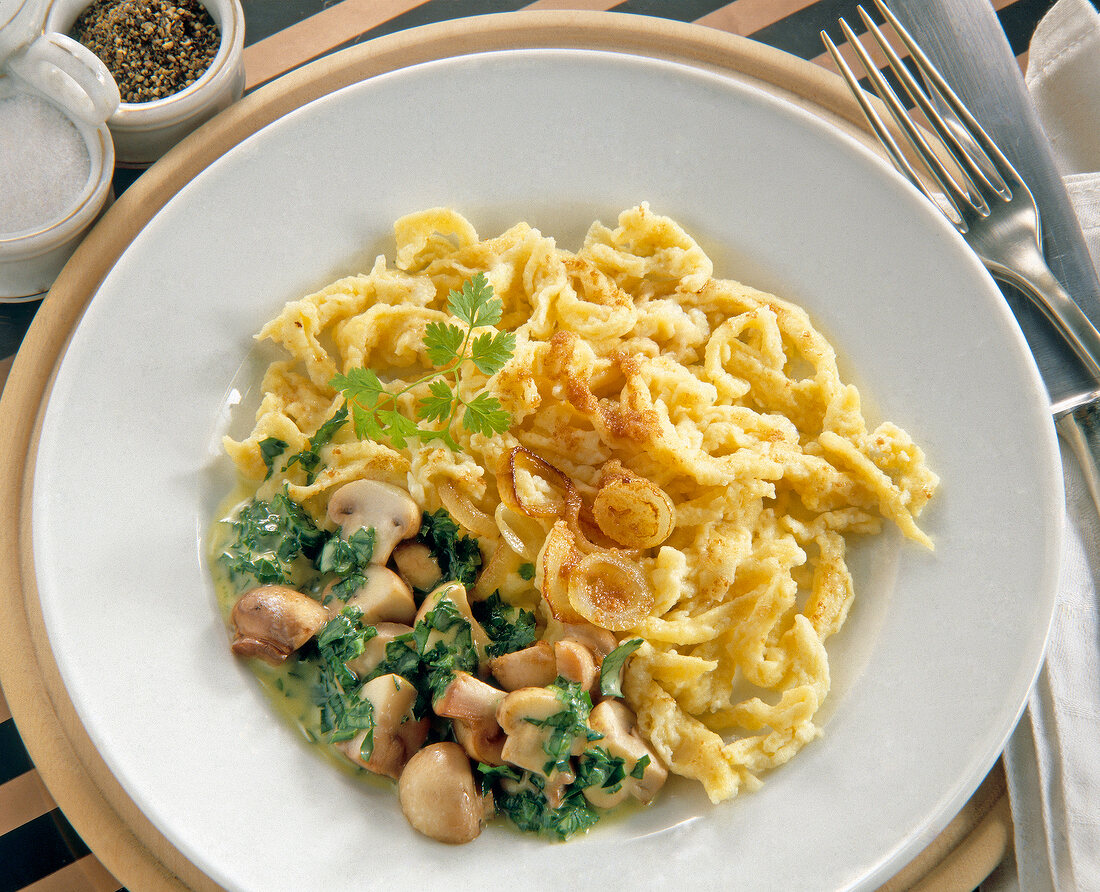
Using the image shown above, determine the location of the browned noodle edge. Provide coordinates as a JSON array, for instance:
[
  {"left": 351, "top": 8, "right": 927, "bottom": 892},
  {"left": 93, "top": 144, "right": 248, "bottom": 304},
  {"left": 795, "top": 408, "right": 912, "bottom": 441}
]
[{"left": 0, "top": 11, "right": 1007, "bottom": 892}]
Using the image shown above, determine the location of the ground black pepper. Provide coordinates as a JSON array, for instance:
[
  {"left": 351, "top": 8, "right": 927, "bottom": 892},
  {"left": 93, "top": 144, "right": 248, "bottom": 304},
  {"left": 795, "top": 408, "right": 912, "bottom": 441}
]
[{"left": 72, "top": 0, "right": 220, "bottom": 103}]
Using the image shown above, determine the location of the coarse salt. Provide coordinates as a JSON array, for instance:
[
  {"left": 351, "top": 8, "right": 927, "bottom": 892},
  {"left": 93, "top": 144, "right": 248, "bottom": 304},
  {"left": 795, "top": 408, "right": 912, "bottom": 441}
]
[{"left": 0, "top": 92, "right": 91, "bottom": 235}]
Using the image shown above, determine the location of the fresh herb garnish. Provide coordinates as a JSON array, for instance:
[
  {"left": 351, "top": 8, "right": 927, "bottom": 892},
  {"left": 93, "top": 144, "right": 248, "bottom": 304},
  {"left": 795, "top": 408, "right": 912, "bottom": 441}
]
[
  {"left": 599, "top": 638, "right": 643, "bottom": 698},
  {"left": 416, "top": 508, "right": 482, "bottom": 587},
  {"left": 282, "top": 405, "right": 348, "bottom": 484},
  {"left": 472, "top": 592, "right": 537, "bottom": 658},
  {"left": 518, "top": 562, "right": 536, "bottom": 581},
  {"left": 330, "top": 274, "right": 515, "bottom": 451},
  {"left": 629, "top": 754, "right": 651, "bottom": 780},
  {"left": 221, "top": 489, "right": 326, "bottom": 585}
]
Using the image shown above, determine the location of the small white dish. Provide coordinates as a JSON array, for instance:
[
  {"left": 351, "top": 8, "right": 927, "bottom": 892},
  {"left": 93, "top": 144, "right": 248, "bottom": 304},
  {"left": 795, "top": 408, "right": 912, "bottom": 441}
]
[
  {"left": 0, "top": 78, "right": 114, "bottom": 300},
  {"left": 31, "top": 49, "right": 1061, "bottom": 892},
  {"left": 44, "top": 0, "right": 245, "bottom": 165}
]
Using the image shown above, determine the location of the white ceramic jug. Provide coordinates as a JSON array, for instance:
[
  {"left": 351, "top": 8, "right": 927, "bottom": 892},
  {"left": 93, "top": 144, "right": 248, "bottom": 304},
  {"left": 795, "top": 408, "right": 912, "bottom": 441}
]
[{"left": 0, "top": 0, "right": 118, "bottom": 123}]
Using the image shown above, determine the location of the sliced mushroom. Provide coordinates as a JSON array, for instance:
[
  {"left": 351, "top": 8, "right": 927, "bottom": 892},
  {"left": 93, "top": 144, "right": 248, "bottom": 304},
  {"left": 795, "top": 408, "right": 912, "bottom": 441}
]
[
  {"left": 553, "top": 639, "right": 599, "bottom": 693},
  {"left": 415, "top": 582, "right": 492, "bottom": 668},
  {"left": 392, "top": 541, "right": 442, "bottom": 591},
  {"left": 324, "top": 566, "right": 416, "bottom": 625},
  {"left": 398, "top": 742, "right": 487, "bottom": 844},
  {"left": 327, "top": 479, "right": 421, "bottom": 564},
  {"left": 337, "top": 674, "right": 428, "bottom": 779},
  {"left": 488, "top": 641, "right": 557, "bottom": 691},
  {"left": 496, "top": 686, "right": 585, "bottom": 805},
  {"left": 345, "top": 622, "right": 413, "bottom": 678},
  {"left": 433, "top": 672, "right": 507, "bottom": 765},
  {"left": 581, "top": 700, "right": 667, "bottom": 809},
  {"left": 230, "top": 585, "right": 329, "bottom": 665},
  {"left": 558, "top": 623, "right": 619, "bottom": 661}
]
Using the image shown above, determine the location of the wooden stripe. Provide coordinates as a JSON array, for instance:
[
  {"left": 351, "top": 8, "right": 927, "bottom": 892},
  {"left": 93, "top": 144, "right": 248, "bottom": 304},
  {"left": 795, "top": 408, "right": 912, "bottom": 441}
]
[
  {"left": 0, "top": 809, "right": 91, "bottom": 889},
  {"left": 0, "top": 771, "right": 54, "bottom": 837},
  {"left": 523, "top": 0, "right": 617, "bottom": 10},
  {"left": 243, "top": 0, "right": 426, "bottom": 91},
  {"left": 697, "top": 0, "right": 816, "bottom": 35},
  {"left": 20, "top": 855, "right": 122, "bottom": 892}
]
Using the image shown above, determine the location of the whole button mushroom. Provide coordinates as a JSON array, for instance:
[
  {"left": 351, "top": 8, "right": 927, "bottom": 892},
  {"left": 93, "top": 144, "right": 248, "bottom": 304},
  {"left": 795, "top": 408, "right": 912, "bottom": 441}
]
[
  {"left": 230, "top": 585, "right": 329, "bottom": 665},
  {"left": 326, "top": 479, "right": 421, "bottom": 564},
  {"left": 398, "top": 742, "right": 487, "bottom": 844}
]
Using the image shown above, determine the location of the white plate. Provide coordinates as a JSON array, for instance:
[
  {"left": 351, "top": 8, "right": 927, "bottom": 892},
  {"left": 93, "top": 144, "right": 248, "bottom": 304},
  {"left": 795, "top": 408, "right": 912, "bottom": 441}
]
[{"left": 32, "top": 49, "right": 1061, "bottom": 892}]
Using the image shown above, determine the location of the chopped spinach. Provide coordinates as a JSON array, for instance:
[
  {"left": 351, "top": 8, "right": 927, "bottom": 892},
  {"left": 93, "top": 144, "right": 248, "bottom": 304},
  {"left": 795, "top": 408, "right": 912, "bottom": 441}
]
[
  {"left": 472, "top": 592, "right": 537, "bottom": 658},
  {"left": 315, "top": 608, "right": 378, "bottom": 758},
  {"left": 283, "top": 405, "right": 348, "bottom": 484},
  {"left": 415, "top": 508, "right": 482, "bottom": 586},
  {"left": 574, "top": 746, "right": 626, "bottom": 794},
  {"left": 258, "top": 437, "right": 288, "bottom": 480},
  {"left": 524, "top": 678, "right": 603, "bottom": 776},
  {"left": 518, "top": 561, "right": 536, "bottom": 580},
  {"left": 220, "top": 489, "right": 326, "bottom": 585},
  {"left": 599, "top": 638, "right": 643, "bottom": 698},
  {"left": 476, "top": 765, "right": 600, "bottom": 840},
  {"left": 317, "top": 526, "right": 375, "bottom": 576}
]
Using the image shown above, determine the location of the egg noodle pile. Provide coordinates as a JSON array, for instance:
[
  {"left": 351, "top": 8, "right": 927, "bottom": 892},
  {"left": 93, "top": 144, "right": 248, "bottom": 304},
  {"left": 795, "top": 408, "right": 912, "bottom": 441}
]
[{"left": 224, "top": 204, "right": 938, "bottom": 803}]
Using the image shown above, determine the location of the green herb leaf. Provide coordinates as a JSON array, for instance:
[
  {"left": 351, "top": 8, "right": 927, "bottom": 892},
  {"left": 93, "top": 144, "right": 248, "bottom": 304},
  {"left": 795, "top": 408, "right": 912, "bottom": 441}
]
[
  {"left": 575, "top": 746, "right": 626, "bottom": 793},
  {"left": 415, "top": 508, "right": 482, "bottom": 588},
  {"left": 599, "top": 638, "right": 643, "bottom": 698},
  {"left": 423, "top": 321, "right": 465, "bottom": 367},
  {"left": 518, "top": 562, "right": 536, "bottom": 581},
  {"left": 472, "top": 592, "right": 537, "bottom": 658},
  {"left": 258, "top": 437, "right": 288, "bottom": 480},
  {"left": 525, "top": 678, "right": 602, "bottom": 776},
  {"left": 329, "top": 275, "right": 513, "bottom": 452},
  {"left": 629, "top": 754, "right": 651, "bottom": 780},
  {"left": 220, "top": 490, "right": 325, "bottom": 585},
  {"left": 469, "top": 330, "right": 517, "bottom": 376},
  {"left": 460, "top": 391, "right": 511, "bottom": 438},
  {"left": 317, "top": 526, "right": 375, "bottom": 576},
  {"left": 283, "top": 406, "right": 348, "bottom": 484}
]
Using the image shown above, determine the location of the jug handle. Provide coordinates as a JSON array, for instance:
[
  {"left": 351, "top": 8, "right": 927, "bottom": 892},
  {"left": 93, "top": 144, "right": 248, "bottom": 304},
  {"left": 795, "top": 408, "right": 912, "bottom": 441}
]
[{"left": 8, "top": 32, "right": 120, "bottom": 124}]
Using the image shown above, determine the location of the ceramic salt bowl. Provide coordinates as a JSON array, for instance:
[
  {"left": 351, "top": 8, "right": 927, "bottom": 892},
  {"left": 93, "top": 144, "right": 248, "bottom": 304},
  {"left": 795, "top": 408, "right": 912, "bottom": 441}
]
[{"left": 44, "top": 0, "right": 245, "bottom": 165}]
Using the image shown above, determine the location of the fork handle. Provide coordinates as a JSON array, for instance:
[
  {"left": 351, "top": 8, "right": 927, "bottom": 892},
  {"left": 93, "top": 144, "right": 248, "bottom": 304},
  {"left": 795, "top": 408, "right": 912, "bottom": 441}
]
[{"left": 988, "top": 248, "right": 1100, "bottom": 383}]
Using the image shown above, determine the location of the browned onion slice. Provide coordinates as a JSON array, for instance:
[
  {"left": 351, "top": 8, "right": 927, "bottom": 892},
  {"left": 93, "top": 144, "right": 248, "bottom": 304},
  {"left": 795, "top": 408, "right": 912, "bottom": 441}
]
[
  {"left": 498, "top": 446, "right": 581, "bottom": 524},
  {"left": 438, "top": 482, "right": 498, "bottom": 539},
  {"left": 537, "top": 521, "right": 589, "bottom": 624},
  {"left": 592, "top": 467, "right": 675, "bottom": 549},
  {"left": 566, "top": 551, "right": 654, "bottom": 631}
]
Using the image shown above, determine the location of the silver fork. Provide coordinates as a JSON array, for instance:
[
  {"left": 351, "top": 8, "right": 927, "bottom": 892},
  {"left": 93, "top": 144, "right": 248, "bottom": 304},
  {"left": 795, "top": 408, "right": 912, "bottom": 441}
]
[{"left": 821, "top": 0, "right": 1100, "bottom": 384}]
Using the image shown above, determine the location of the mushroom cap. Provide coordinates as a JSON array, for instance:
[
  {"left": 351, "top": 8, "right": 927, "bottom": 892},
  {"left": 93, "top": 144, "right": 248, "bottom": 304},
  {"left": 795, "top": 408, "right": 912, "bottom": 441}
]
[
  {"left": 338, "top": 674, "right": 428, "bottom": 779},
  {"left": 230, "top": 585, "right": 329, "bottom": 665},
  {"left": 398, "top": 742, "right": 484, "bottom": 844},
  {"left": 326, "top": 479, "right": 421, "bottom": 564},
  {"left": 392, "top": 540, "right": 442, "bottom": 591},
  {"left": 553, "top": 639, "right": 599, "bottom": 694}
]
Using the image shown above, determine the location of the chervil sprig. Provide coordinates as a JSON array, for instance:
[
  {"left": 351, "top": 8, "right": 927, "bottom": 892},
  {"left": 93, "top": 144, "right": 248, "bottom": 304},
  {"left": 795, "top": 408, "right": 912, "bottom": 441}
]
[{"left": 330, "top": 274, "right": 515, "bottom": 451}]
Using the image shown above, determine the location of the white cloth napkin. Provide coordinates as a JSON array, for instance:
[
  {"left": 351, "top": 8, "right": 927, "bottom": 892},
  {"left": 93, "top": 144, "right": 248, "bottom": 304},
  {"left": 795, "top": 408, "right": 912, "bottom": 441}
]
[{"left": 1001, "top": 1, "right": 1100, "bottom": 889}]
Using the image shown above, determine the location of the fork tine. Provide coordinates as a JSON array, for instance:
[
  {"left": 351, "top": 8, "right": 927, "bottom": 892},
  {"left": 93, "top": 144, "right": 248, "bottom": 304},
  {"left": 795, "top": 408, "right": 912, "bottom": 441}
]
[
  {"left": 819, "top": 30, "right": 920, "bottom": 188},
  {"left": 870, "top": 0, "right": 1024, "bottom": 194},
  {"left": 830, "top": 16, "right": 972, "bottom": 222},
  {"left": 854, "top": 7, "right": 992, "bottom": 210}
]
